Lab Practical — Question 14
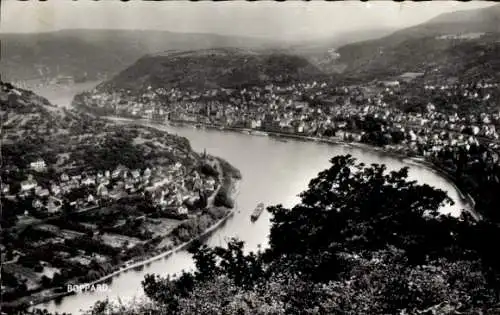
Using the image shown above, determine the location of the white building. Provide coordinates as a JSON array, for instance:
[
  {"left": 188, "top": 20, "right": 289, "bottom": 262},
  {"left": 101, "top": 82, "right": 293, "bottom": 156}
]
[
  {"left": 51, "top": 184, "right": 61, "bottom": 196},
  {"left": 30, "top": 159, "right": 46, "bottom": 172},
  {"left": 82, "top": 177, "right": 96, "bottom": 186},
  {"left": 177, "top": 205, "right": 188, "bottom": 215},
  {"left": 20, "top": 179, "right": 38, "bottom": 192}
]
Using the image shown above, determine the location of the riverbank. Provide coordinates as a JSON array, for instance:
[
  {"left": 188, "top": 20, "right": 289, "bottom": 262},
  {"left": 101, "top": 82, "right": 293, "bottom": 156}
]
[
  {"left": 127, "top": 117, "right": 478, "bottom": 220},
  {"left": 19, "top": 176, "right": 240, "bottom": 311}
]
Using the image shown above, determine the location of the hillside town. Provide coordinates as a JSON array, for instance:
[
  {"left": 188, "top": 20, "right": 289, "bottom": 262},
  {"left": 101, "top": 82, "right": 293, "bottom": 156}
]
[
  {"left": 77, "top": 76, "right": 500, "bottom": 162},
  {"left": 4, "top": 160, "right": 217, "bottom": 217}
]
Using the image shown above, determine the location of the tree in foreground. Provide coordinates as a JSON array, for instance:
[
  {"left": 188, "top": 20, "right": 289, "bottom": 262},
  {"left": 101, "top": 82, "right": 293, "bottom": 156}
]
[{"left": 25, "top": 155, "right": 500, "bottom": 315}]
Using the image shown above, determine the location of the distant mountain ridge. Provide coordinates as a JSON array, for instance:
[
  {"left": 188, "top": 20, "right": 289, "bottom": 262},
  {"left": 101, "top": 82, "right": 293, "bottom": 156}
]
[
  {"left": 0, "top": 29, "right": 281, "bottom": 82},
  {"left": 0, "top": 27, "right": 397, "bottom": 83}
]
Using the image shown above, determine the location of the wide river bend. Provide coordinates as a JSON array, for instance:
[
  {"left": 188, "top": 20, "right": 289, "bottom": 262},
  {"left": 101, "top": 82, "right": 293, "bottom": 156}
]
[{"left": 31, "top": 83, "right": 470, "bottom": 314}]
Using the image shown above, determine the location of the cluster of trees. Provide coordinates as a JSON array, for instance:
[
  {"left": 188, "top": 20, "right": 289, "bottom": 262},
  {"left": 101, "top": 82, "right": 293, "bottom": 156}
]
[
  {"left": 170, "top": 213, "right": 217, "bottom": 244},
  {"left": 71, "top": 154, "right": 500, "bottom": 315},
  {"left": 212, "top": 157, "right": 240, "bottom": 208},
  {"left": 77, "top": 260, "right": 115, "bottom": 284},
  {"left": 2, "top": 140, "right": 46, "bottom": 170},
  {"left": 64, "top": 236, "right": 119, "bottom": 257},
  {"left": 198, "top": 162, "right": 218, "bottom": 178},
  {"left": 79, "top": 134, "right": 148, "bottom": 171},
  {"left": 434, "top": 143, "right": 500, "bottom": 223},
  {"left": 102, "top": 218, "right": 153, "bottom": 241},
  {"left": 72, "top": 94, "right": 116, "bottom": 117},
  {"left": 1, "top": 273, "right": 29, "bottom": 301},
  {"left": 213, "top": 184, "right": 233, "bottom": 208}
]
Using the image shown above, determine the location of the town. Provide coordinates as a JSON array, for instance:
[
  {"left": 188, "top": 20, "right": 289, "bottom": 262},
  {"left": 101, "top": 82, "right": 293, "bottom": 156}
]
[
  {"left": 1, "top": 83, "right": 240, "bottom": 308},
  {"left": 76, "top": 75, "right": 500, "bottom": 169},
  {"left": 4, "top": 1, "right": 500, "bottom": 314}
]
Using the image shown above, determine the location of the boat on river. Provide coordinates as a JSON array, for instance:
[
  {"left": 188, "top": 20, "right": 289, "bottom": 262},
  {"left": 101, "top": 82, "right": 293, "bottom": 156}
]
[
  {"left": 250, "top": 203, "right": 265, "bottom": 222},
  {"left": 250, "top": 130, "right": 269, "bottom": 136}
]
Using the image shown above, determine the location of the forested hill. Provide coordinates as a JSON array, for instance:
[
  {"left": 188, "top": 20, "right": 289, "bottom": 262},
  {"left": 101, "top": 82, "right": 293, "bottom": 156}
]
[
  {"left": 329, "top": 4, "right": 500, "bottom": 82},
  {"left": 95, "top": 48, "right": 327, "bottom": 92},
  {"left": 24, "top": 155, "right": 500, "bottom": 315}
]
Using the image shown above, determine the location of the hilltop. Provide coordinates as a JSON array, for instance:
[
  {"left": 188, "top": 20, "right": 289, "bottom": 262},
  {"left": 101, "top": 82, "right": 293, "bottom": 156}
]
[
  {"left": 96, "top": 48, "right": 327, "bottom": 92},
  {"left": 0, "top": 29, "right": 280, "bottom": 83},
  {"left": 0, "top": 81, "right": 89, "bottom": 143},
  {"left": 330, "top": 4, "right": 500, "bottom": 82}
]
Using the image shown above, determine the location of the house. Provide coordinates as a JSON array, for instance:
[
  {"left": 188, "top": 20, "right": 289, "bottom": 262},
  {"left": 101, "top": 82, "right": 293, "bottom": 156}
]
[
  {"left": 60, "top": 173, "right": 70, "bottom": 182},
  {"left": 20, "top": 179, "right": 38, "bottom": 192},
  {"left": 471, "top": 126, "right": 480, "bottom": 135},
  {"left": 408, "top": 130, "right": 418, "bottom": 142},
  {"left": 296, "top": 124, "right": 304, "bottom": 133},
  {"left": 46, "top": 197, "right": 62, "bottom": 214},
  {"left": 177, "top": 205, "right": 188, "bottom": 215},
  {"left": 35, "top": 188, "right": 50, "bottom": 197},
  {"left": 2, "top": 184, "right": 10, "bottom": 194},
  {"left": 32, "top": 199, "right": 44, "bottom": 209},
  {"left": 124, "top": 179, "right": 134, "bottom": 189},
  {"left": 51, "top": 184, "right": 61, "bottom": 196},
  {"left": 131, "top": 170, "right": 141, "bottom": 180},
  {"left": 108, "top": 189, "right": 125, "bottom": 200},
  {"left": 81, "top": 177, "right": 96, "bottom": 186},
  {"left": 194, "top": 178, "right": 203, "bottom": 191},
  {"left": 96, "top": 183, "right": 109, "bottom": 197},
  {"left": 104, "top": 170, "right": 111, "bottom": 178},
  {"left": 98, "top": 177, "right": 110, "bottom": 185},
  {"left": 145, "top": 185, "right": 157, "bottom": 192},
  {"left": 67, "top": 179, "right": 80, "bottom": 190},
  {"left": 154, "top": 190, "right": 167, "bottom": 207},
  {"left": 71, "top": 175, "right": 82, "bottom": 181},
  {"left": 149, "top": 177, "right": 165, "bottom": 188},
  {"left": 60, "top": 183, "right": 72, "bottom": 194},
  {"left": 30, "top": 159, "right": 47, "bottom": 172},
  {"left": 111, "top": 168, "right": 122, "bottom": 179},
  {"left": 205, "top": 177, "right": 216, "bottom": 191},
  {"left": 87, "top": 194, "right": 97, "bottom": 204},
  {"left": 143, "top": 168, "right": 152, "bottom": 179}
]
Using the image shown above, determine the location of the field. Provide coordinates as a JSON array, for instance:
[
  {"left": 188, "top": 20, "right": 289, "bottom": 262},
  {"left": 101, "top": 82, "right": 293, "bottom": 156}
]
[
  {"left": 143, "top": 218, "right": 183, "bottom": 238},
  {"left": 99, "top": 233, "right": 143, "bottom": 249},
  {"left": 3, "top": 264, "right": 42, "bottom": 291}
]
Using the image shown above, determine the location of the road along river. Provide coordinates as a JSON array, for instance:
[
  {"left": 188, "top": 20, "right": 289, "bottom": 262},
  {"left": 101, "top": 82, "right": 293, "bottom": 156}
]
[{"left": 33, "top": 85, "right": 471, "bottom": 314}]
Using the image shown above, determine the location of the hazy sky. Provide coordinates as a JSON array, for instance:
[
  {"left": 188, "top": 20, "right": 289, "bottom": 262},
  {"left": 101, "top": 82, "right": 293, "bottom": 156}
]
[{"left": 1, "top": 1, "right": 496, "bottom": 40}]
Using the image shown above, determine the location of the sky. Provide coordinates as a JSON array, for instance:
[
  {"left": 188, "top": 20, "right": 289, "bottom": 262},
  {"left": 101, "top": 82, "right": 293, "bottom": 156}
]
[{"left": 1, "top": 1, "right": 496, "bottom": 41}]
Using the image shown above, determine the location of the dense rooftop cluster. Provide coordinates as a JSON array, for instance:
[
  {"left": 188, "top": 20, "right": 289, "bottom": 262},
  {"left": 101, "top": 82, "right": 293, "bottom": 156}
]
[{"left": 77, "top": 76, "right": 500, "bottom": 159}]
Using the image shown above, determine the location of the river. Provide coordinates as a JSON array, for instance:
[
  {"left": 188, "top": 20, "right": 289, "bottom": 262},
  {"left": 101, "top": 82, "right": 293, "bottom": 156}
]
[{"left": 31, "top": 82, "right": 470, "bottom": 314}]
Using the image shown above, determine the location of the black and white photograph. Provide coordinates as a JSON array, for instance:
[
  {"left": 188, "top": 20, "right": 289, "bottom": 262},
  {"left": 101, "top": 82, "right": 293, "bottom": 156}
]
[{"left": 1, "top": 1, "right": 500, "bottom": 314}]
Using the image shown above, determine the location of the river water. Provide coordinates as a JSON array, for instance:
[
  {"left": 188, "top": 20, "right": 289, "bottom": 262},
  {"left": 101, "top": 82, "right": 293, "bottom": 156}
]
[{"left": 32, "top": 83, "right": 469, "bottom": 314}]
